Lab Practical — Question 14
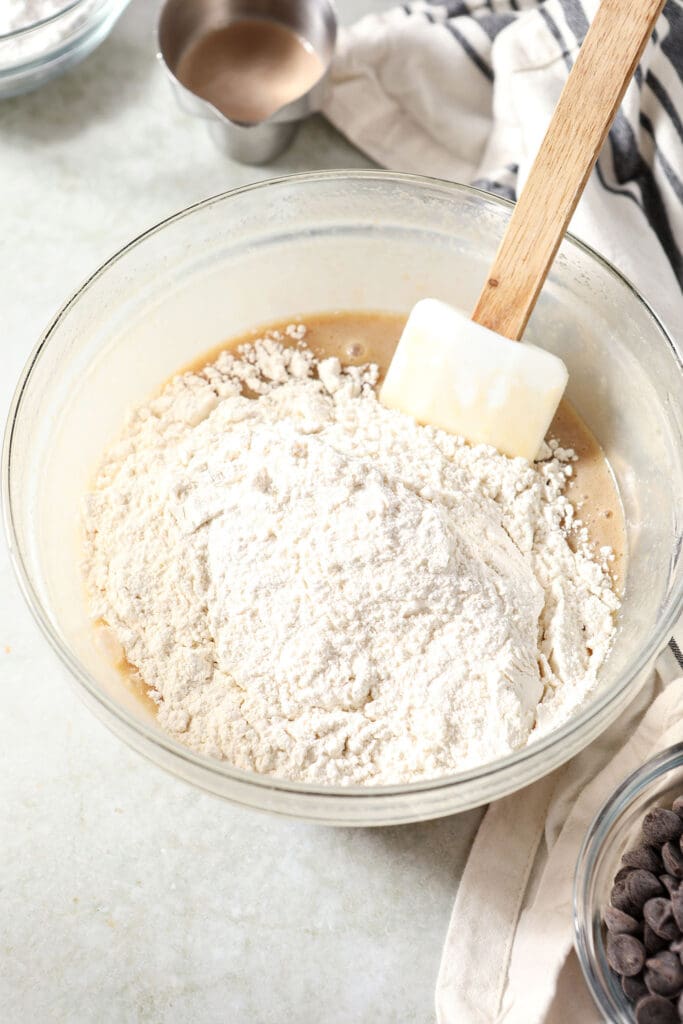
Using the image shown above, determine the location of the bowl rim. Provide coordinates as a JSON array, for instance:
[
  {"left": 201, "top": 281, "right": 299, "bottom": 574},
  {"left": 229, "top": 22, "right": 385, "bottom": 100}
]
[
  {"left": 0, "top": 0, "right": 131, "bottom": 85},
  {"left": 573, "top": 742, "right": 683, "bottom": 1021},
  {"left": 0, "top": 0, "right": 95, "bottom": 41},
  {"left": 4, "top": 168, "right": 683, "bottom": 801}
]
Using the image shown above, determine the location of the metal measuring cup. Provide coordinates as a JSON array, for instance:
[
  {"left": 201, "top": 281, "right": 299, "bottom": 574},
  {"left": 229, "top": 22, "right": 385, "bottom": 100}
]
[{"left": 157, "top": 0, "right": 338, "bottom": 165}]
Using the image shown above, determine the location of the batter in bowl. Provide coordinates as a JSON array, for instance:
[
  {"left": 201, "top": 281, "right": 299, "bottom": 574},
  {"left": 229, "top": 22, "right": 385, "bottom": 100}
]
[{"left": 84, "top": 312, "right": 624, "bottom": 785}]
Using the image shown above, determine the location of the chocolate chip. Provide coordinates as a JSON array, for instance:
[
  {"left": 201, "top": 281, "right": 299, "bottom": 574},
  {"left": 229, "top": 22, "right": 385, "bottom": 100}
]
[
  {"left": 623, "top": 973, "right": 649, "bottom": 1001},
  {"left": 643, "top": 809, "right": 683, "bottom": 846},
  {"left": 671, "top": 889, "right": 683, "bottom": 933},
  {"left": 645, "top": 950, "right": 683, "bottom": 997},
  {"left": 628, "top": 871, "right": 666, "bottom": 910},
  {"left": 605, "top": 904, "right": 641, "bottom": 935},
  {"left": 607, "top": 932, "right": 646, "bottom": 976},
  {"left": 644, "top": 899, "right": 680, "bottom": 941},
  {"left": 636, "top": 994, "right": 679, "bottom": 1024},
  {"left": 607, "top": 801, "right": 683, "bottom": 1021},
  {"left": 612, "top": 879, "right": 639, "bottom": 916},
  {"left": 661, "top": 875, "right": 681, "bottom": 897},
  {"left": 663, "top": 842, "right": 683, "bottom": 880},
  {"left": 625, "top": 845, "right": 666, "bottom": 874},
  {"left": 645, "top": 924, "right": 671, "bottom": 954}
]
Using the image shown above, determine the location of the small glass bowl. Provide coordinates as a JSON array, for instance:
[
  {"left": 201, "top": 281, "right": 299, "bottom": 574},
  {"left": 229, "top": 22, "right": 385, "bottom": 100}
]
[
  {"left": 574, "top": 743, "right": 683, "bottom": 1021},
  {"left": 0, "top": 0, "right": 131, "bottom": 99}
]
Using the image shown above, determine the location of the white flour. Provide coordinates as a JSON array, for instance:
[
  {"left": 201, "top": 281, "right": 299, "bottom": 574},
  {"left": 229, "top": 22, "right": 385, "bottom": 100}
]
[
  {"left": 1, "top": 1, "right": 69, "bottom": 34},
  {"left": 84, "top": 327, "right": 619, "bottom": 785},
  {"left": 0, "top": 1, "right": 93, "bottom": 33},
  {"left": 0, "top": 1, "right": 100, "bottom": 67}
]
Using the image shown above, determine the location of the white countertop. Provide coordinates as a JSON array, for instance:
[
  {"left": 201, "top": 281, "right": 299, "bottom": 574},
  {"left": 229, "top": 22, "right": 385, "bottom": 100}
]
[{"left": 0, "top": 3, "right": 484, "bottom": 1021}]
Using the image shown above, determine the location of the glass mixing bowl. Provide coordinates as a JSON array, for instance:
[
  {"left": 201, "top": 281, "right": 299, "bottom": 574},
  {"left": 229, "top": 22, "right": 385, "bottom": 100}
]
[
  {"left": 4, "top": 171, "right": 683, "bottom": 825},
  {"left": 574, "top": 744, "right": 683, "bottom": 1021},
  {"left": 0, "top": 0, "right": 131, "bottom": 99}
]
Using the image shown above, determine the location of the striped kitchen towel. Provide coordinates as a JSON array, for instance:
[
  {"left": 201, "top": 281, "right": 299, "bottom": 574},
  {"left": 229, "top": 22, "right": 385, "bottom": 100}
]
[
  {"left": 323, "top": 0, "right": 683, "bottom": 337},
  {"left": 324, "top": 6, "right": 683, "bottom": 1020},
  {"left": 436, "top": 659, "right": 683, "bottom": 1024}
]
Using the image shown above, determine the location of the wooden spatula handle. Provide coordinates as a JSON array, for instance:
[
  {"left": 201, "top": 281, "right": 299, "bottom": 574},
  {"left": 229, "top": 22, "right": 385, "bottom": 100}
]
[{"left": 472, "top": 0, "right": 665, "bottom": 340}]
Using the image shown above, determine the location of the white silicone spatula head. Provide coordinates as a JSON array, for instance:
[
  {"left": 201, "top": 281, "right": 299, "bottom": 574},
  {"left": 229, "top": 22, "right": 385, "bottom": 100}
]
[
  {"left": 381, "top": 299, "right": 568, "bottom": 460},
  {"left": 380, "top": 0, "right": 665, "bottom": 460}
]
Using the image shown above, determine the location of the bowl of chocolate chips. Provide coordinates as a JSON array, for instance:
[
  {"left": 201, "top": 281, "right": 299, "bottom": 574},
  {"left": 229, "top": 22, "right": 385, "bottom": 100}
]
[{"left": 575, "top": 744, "right": 683, "bottom": 1023}]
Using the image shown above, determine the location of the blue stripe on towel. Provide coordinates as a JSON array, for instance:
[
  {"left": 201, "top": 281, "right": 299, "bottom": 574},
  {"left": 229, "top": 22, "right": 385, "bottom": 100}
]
[
  {"left": 443, "top": 21, "right": 494, "bottom": 80},
  {"left": 670, "top": 638, "right": 683, "bottom": 670}
]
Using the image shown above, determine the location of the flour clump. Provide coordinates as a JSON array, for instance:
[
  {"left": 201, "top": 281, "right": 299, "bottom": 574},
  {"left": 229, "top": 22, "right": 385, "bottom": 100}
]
[{"left": 84, "top": 328, "right": 619, "bottom": 785}]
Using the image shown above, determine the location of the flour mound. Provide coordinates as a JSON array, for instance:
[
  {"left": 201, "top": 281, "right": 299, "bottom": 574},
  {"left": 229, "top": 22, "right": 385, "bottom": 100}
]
[{"left": 84, "top": 330, "right": 619, "bottom": 785}]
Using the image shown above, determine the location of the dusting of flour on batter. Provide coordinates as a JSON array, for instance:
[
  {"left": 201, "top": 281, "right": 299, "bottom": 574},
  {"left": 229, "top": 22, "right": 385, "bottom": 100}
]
[{"left": 84, "top": 326, "right": 619, "bottom": 785}]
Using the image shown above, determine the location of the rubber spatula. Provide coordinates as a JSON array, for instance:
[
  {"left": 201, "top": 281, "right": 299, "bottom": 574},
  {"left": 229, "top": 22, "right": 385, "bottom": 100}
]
[{"left": 380, "top": 0, "right": 665, "bottom": 461}]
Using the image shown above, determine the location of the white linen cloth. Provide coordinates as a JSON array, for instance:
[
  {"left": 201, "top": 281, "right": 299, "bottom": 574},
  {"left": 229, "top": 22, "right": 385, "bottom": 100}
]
[
  {"left": 435, "top": 651, "right": 683, "bottom": 1024},
  {"left": 323, "top": 0, "right": 683, "bottom": 334},
  {"left": 323, "top": 2, "right": 683, "bottom": 1020}
]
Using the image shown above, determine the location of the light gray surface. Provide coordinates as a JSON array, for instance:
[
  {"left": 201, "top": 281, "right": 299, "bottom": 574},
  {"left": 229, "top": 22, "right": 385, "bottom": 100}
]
[{"left": 0, "top": 3, "right": 484, "bottom": 1022}]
